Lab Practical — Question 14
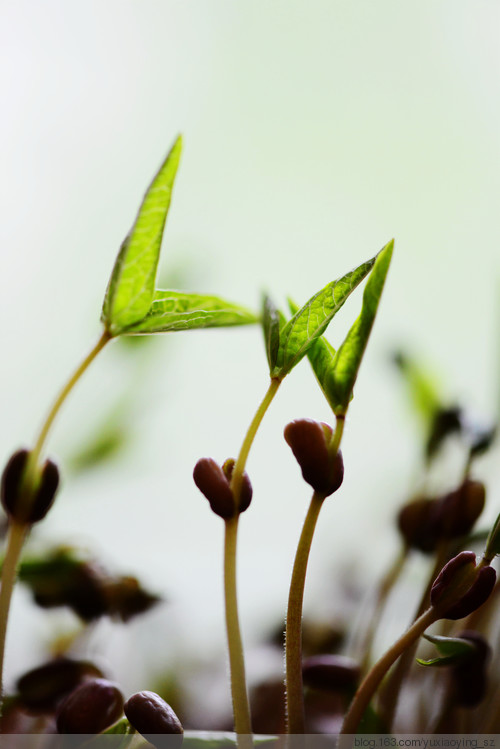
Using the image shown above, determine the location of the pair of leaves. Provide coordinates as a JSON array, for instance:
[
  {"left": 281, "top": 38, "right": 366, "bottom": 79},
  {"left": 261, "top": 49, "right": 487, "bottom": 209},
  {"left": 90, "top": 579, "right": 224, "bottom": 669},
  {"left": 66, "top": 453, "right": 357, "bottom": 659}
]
[
  {"left": 101, "top": 136, "right": 256, "bottom": 337},
  {"left": 417, "top": 633, "right": 476, "bottom": 667},
  {"left": 306, "top": 240, "right": 393, "bottom": 415},
  {"left": 263, "top": 254, "right": 379, "bottom": 381},
  {"left": 268, "top": 240, "right": 393, "bottom": 415}
]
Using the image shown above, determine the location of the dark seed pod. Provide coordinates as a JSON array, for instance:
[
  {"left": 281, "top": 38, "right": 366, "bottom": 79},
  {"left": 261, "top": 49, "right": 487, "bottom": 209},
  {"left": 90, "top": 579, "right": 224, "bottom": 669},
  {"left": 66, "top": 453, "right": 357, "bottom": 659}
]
[
  {"left": 64, "top": 561, "right": 109, "bottom": 622},
  {"left": 436, "top": 480, "right": 485, "bottom": 540},
  {"left": 193, "top": 458, "right": 252, "bottom": 518},
  {"left": 284, "top": 419, "right": 344, "bottom": 496},
  {"left": 302, "top": 654, "right": 360, "bottom": 692},
  {"left": 451, "top": 631, "right": 491, "bottom": 707},
  {"left": 397, "top": 497, "right": 441, "bottom": 553},
  {"left": 17, "top": 657, "right": 103, "bottom": 711},
  {"left": 124, "top": 691, "right": 183, "bottom": 748},
  {"left": 105, "top": 575, "right": 161, "bottom": 622},
  {"left": 56, "top": 678, "right": 124, "bottom": 734},
  {"left": 430, "top": 551, "right": 497, "bottom": 620},
  {"left": 222, "top": 458, "right": 252, "bottom": 513},
  {"left": 1, "top": 449, "right": 60, "bottom": 524},
  {"left": 193, "top": 458, "right": 235, "bottom": 519}
]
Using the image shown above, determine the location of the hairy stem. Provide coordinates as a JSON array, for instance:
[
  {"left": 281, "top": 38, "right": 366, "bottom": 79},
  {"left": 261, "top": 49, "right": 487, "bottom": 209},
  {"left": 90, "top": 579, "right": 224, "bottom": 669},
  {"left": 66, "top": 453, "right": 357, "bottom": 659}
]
[
  {"left": 340, "top": 607, "right": 438, "bottom": 735},
  {"left": 0, "top": 523, "right": 28, "bottom": 707},
  {"left": 285, "top": 491, "right": 324, "bottom": 734}
]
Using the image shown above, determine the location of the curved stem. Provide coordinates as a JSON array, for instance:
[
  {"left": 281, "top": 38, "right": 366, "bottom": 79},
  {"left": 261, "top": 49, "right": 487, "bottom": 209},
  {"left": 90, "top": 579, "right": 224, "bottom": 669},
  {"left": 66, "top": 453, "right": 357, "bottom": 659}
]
[
  {"left": 0, "top": 522, "right": 28, "bottom": 707},
  {"left": 340, "top": 607, "right": 438, "bottom": 735},
  {"left": 0, "top": 330, "right": 110, "bottom": 712},
  {"left": 23, "top": 330, "right": 111, "bottom": 490},
  {"left": 230, "top": 378, "right": 281, "bottom": 506},
  {"left": 379, "top": 542, "right": 449, "bottom": 728},
  {"left": 285, "top": 492, "right": 324, "bottom": 734},
  {"left": 224, "top": 517, "right": 252, "bottom": 747}
]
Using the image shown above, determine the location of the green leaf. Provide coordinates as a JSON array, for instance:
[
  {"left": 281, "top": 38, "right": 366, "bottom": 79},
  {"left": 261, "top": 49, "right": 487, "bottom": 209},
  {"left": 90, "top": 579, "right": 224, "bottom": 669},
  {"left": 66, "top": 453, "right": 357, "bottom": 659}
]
[
  {"left": 485, "top": 511, "right": 500, "bottom": 562},
  {"left": 83, "top": 718, "right": 136, "bottom": 749},
  {"left": 392, "top": 350, "right": 442, "bottom": 424},
  {"left": 262, "top": 294, "right": 281, "bottom": 371},
  {"left": 122, "top": 290, "right": 257, "bottom": 334},
  {"left": 417, "top": 633, "right": 476, "bottom": 667},
  {"left": 307, "top": 240, "right": 393, "bottom": 415},
  {"left": 271, "top": 255, "right": 377, "bottom": 379},
  {"left": 102, "top": 136, "right": 183, "bottom": 335}
]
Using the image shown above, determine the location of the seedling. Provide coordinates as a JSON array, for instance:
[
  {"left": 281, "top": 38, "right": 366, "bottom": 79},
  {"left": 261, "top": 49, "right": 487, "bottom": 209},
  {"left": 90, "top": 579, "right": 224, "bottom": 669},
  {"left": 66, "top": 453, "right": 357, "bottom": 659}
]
[{"left": 1, "top": 136, "right": 499, "bottom": 747}]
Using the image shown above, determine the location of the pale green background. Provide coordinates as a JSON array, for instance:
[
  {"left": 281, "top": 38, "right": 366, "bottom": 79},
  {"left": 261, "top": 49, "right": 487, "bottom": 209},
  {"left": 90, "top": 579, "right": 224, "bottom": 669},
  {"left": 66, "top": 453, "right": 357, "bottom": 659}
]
[{"left": 1, "top": 0, "right": 499, "bottom": 724}]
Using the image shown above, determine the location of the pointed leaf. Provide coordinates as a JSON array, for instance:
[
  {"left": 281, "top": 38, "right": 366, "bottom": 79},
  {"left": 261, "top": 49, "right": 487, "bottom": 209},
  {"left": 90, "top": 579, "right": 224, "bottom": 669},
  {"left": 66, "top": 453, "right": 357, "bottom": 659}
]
[
  {"left": 485, "top": 511, "right": 500, "bottom": 562},
  {"left": 392, "top": 350, "right": 442, "bottom": 424},
  {"left": 416, "top": 655, "right": 459, "bottom": 667},
  {"left": 271, "top": 256, "right": 376, "bottom": 379},
  {"left": 102, "top": 136, "right": 182, "bottom": 335},
  {"left": 307, "top": 240, "right": 393, "bottom": 415},
  {"left": 417, "top": 633, "right": 477, "bottom": 667},
  {"left": 262, "top": 294, "right": 281, "bottom": 371},
  {"left": 123, "top": 290, "right": 257, "bottom": 334}
]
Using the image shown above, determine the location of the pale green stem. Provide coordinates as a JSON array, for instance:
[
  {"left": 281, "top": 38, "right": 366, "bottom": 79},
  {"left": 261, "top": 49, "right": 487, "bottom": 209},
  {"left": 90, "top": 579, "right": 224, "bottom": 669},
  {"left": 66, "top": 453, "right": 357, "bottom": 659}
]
[
  {"left": 223, "top": 377, "right": 281, "bottom": 748},
  {"left": 0, "top": 523, "right": 28, "bottom": 705},
  {"left": 23, "top": 330, "right": 111, "bottom": 491},
  {"left": 0, "top": 330, "right": 110, "bottom": 711},
  {"left": 230, "top": 378, "right": 281, "bottom": 506},
  {"left": 329, "top": 414, "right": 345, "bottom": 458},
  {"left": 379, "top": 542, "right": 449, "bottom": 728},
  {"left": 340, "top": 607, "right": 438, "bottom": 736},
  {"left": 285, "top": 491, "right": 324, "bottom": 735},
  {"left": 224, "top": 517, "right": 252, "bottom": 748},
  {"left": 285, "top": 415, "right": 345, "bottom": 735}
]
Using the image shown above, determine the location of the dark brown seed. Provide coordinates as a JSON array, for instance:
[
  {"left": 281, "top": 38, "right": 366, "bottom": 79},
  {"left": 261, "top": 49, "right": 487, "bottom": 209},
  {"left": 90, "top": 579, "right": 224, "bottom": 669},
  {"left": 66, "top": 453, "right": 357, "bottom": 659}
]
[
  {"left": 1, "top": 449, "right": 60, "bottom": 524},
  {"left": 284, "top": 419, "right": 344, "bottom": 496},
  {"left": 193, "top": 458, "right": 235, "bottom": 519},
  {"left": 431, "top": 552, "right": 497, "bottom": 620},
  {"left": 302, "top": 655, "right": 360, "bottom": 692},
  {"left": 124, "top": 691, "right": 183, "bottom": 748},
  {"left": 436, "top": 480, "right": 485, "bottom": 539},
  {"left": 56, "top": 678, "right": 124, "bottom": 734},
  {"left": 105, "top": 575, "right": 161, "bottom": 622},
  {"left": 65, "top": 561, "right": 109, "bottom": 621},
  {"left": 397, "top": 497, "right": 441, "bottom": 553},
  {"left": 17, "top": 657, "right": 103, "bottom": 711},
  {"left": 1, "top": 449, "right": 29, "bottom": 518}
]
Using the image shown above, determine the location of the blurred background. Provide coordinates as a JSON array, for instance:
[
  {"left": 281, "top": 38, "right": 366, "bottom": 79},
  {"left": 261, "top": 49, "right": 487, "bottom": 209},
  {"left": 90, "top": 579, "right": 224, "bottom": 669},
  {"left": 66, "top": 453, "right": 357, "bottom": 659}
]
[{"left": 1, "top": 0, "right": 499, "bottom": 730}]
